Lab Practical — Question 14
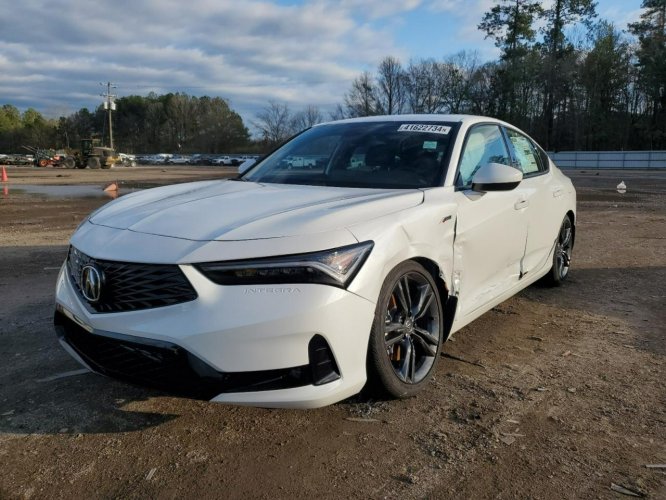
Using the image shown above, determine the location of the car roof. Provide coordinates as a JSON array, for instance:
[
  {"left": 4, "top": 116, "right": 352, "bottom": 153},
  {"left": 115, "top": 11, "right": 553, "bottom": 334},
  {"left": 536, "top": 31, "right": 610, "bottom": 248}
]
[{"left": 316, "top": 114, "right": 509, "bottom": 128}]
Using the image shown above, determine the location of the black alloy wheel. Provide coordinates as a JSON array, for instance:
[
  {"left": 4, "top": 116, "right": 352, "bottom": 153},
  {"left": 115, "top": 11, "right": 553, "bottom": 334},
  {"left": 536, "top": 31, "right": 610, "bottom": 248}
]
[
  {"left": 367, "top": 261, "right": 443, "bottom": 398},
  {"left": 546, "top": 216, "right": 573, "bottom": 285}
]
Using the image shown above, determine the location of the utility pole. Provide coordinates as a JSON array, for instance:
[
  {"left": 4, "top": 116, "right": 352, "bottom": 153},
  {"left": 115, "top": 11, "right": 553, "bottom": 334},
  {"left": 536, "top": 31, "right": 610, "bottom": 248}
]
[{"left": 100, "top": 82, "right": 117, "bottom": 149}]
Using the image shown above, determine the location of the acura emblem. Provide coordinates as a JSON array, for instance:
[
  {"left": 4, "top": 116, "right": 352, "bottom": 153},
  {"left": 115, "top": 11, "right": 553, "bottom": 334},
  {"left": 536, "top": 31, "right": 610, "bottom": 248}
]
[{"left": 81, "top": 265, "right": 103, "bottom": 303}]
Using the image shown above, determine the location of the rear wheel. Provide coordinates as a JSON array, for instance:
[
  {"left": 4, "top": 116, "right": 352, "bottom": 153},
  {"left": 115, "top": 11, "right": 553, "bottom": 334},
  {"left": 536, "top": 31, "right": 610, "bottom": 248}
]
[
  {"left": 62, "top": 157, "right": 76, "bottom": 169},
  {"left": 38, "top": 159, "right": 49, "bottom": 167},
  {"left": 87, "top": 157, "right": 101, "bottom": 169},
  {"left": 545, "top": 216, "right": 573, "bottom": 286},
  {"left": 367, "top": 261, "right": 443, "bottom": 398}
]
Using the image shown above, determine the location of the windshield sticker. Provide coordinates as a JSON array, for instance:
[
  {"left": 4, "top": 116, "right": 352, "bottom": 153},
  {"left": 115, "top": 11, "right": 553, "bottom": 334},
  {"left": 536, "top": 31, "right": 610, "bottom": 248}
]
[
  {"left": 423, "top": 140, "right": 438, "bottom": 150},
  {"left": 398, "top": 124, "right": 451, "bottom": 135}
]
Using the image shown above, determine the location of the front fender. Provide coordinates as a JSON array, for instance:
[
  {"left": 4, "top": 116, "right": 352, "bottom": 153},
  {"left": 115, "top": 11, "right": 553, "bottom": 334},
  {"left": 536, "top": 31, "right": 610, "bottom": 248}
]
[{"left": 346, "top": 189, "right": 457, "bottom": 303}]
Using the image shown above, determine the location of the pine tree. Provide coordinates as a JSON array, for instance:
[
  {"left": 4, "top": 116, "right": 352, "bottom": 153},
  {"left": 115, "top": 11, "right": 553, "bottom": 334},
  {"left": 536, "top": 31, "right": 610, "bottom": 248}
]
[{"left": 629, "top": 0, "right": 666, "bottom": 148}]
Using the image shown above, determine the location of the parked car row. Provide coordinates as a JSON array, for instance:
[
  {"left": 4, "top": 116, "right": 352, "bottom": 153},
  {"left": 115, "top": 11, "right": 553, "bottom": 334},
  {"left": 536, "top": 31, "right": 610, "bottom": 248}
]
[
  {"left": 134, "top": 154, "right": 260, "bottom": 166},
  {"left": 0, "top": 152, "right": 259, "bottom": 168},
  {"left": 0, "top": 154, "right": 34, "bottom": 166}
]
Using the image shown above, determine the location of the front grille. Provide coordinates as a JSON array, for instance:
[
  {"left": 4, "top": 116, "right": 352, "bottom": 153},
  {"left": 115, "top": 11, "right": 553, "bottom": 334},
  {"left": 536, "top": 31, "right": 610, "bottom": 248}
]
[
  {"left": 54, "top": 310, "right": 312, "bottom": 399},
  {"left": 67, "top": 246, "right": 197, "bottom": 313}
]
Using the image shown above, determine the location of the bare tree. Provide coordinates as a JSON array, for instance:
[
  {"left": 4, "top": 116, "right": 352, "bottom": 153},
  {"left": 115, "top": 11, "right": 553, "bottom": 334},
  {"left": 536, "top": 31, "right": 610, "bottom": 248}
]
[
  {"left": 440, "top": 51, "right": 481, "bottom": 113},
  {"left": 329, "top": 103, "right": 348, "bottom": 121},
  {"left": 344, "top": 71, "right": 378, "bottom": 117},
  {"left": 290, "top": 104, "right": 324, "bottom": 133},
  {"left": 466, "top": 62, "right": 499, "bottom": 116},
  {"left": 376, "top": 56, "right": 407, "bottom": 114},
  {"left": 404, "top": 58, "right": 445, "bottom": 113},
  {"left": 253, "top": 101, "right": 293, "bottom": 145}
]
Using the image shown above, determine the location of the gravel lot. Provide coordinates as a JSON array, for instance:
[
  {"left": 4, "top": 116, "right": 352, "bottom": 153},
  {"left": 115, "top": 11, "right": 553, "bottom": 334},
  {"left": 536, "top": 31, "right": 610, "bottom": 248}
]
[{"left": 0, "top": 166, "right": 664, "bottom": 499}]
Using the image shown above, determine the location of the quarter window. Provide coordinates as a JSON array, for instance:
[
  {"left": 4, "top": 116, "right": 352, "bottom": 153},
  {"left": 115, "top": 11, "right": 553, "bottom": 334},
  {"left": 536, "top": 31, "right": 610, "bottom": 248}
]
[
  {"left": 456, "top": 125, "right": 512, "bottom": 188},
  {"left": 537, "top": 146, "right": 551, "bottom": 172}
]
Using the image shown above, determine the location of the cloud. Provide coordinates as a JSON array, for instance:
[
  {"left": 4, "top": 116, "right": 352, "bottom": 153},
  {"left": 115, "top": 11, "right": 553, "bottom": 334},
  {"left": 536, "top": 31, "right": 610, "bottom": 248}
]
[
  {"left": 0, "top": 0, "right": 407, "bottom": 123},
  {"left": 339, "top": 0, "right": 423, "bottom": 19},
  {"left": 0, "top": 0, "right": 643, "bottom": 129}
]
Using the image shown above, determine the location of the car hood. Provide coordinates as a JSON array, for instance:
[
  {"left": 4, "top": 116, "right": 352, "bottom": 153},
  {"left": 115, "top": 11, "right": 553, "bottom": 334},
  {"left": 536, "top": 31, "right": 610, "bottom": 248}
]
[{"left": 89, "top": 180, "right": 424, "bottom": 241}]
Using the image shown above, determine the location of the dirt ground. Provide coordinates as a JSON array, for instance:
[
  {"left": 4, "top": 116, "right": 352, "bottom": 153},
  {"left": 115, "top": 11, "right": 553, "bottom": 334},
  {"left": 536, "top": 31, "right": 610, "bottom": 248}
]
[{"left": 0, "top": 166, "right": 664, "bottom": 499}]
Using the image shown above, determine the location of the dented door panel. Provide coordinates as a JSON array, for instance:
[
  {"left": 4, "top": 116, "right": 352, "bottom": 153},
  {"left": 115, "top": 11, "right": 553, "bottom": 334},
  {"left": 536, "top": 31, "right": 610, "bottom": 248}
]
[{"left": 452, "top": 189, "right": 528, "bottom": 318}]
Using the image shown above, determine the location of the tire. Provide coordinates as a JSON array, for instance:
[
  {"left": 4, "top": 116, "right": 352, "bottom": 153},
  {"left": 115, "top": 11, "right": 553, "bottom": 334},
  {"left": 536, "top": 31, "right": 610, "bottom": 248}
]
[
  {"left": 62, "top": 158, "right": 76, "bottom": 169},
  {"left": 366, "top": 261, "right": 444, "bottom": 398},
  {"left": 87, "top": 157, "right": 101, "bottom": 169},
  {"left": 38, "top": 159, "right": 49, "bottom": 167},
  {"left": 544, "top": 215, "right": 574, "bottom": 286}
]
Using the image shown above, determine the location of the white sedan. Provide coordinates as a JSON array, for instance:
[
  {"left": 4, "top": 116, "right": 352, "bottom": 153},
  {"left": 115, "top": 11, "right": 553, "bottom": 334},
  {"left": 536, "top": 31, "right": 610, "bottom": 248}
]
[{"left": 54, "top": 115, "right": 576, "bottom": 408}]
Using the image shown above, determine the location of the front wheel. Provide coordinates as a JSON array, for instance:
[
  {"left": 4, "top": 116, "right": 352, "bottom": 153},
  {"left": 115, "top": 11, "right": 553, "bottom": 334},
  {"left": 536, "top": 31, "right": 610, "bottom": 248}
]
[
  {"left": 366, "top": 261, "right": 443, "bottom": 398},
  {"left": 545, "top": 216, "right": 573, "bottom": 286}
]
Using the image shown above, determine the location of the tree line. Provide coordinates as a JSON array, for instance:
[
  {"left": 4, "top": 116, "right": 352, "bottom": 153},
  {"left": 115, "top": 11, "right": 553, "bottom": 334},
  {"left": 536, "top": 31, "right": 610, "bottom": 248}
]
[
  {"left": 1, "top": 0, "right": 664, "bottom": 154},
  {"left": 0, "top": 93, "right": 250, "bottom": 154},
  {"left": 332, "top": 0, "right": 666, "bottom": 151}
]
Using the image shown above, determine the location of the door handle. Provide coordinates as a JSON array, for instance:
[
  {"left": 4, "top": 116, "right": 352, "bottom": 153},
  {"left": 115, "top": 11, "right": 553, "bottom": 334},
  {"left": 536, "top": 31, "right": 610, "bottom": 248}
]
[
  {"left": 514, "top": 199, "right": 529, "bottom": 210},
  {"left": 552, "top": 187, "right": 564, "bottom": 198}
]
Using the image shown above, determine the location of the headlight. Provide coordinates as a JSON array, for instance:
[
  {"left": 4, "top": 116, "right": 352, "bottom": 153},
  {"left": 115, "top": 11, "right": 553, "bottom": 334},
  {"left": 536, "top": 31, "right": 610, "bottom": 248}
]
[{"left": 194, "top": 241, "right": 373, "bottom": 288}]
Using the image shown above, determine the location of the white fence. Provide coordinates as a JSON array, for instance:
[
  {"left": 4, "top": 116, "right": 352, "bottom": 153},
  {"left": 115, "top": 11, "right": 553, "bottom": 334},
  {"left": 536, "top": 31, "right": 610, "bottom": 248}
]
[{"left": 548, "top": 150, "right": 666, "bottom": 169}]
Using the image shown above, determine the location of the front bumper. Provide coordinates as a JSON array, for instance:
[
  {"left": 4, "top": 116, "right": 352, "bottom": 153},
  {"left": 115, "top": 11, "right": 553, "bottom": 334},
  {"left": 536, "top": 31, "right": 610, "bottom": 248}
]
[{"left": 54, "top": 262, "right": 376, "bottom": 408}]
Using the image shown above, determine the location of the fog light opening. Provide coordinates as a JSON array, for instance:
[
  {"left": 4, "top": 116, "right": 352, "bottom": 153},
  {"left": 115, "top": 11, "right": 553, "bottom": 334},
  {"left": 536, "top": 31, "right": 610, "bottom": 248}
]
[{"left": 308, "top": 335, "right": 341, "bottom": 386}]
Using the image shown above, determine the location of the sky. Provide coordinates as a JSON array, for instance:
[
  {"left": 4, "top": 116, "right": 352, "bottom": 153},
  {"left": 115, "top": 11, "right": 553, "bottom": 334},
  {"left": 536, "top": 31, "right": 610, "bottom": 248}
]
[{"left": 0, "top": 0, "right": 644, "bottom": 128}]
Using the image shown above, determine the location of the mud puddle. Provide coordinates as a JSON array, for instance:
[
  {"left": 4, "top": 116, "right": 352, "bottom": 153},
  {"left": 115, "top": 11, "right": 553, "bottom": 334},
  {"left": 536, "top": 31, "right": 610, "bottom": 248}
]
[{"left": 1, "top": 183, "right": 152, "bottom": 199}]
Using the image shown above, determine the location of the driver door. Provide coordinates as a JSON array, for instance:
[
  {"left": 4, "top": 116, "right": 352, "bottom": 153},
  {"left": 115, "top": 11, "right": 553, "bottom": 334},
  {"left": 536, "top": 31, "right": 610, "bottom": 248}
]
[{"left": 452, "top": 124, "right": 529, "bottom": 318}]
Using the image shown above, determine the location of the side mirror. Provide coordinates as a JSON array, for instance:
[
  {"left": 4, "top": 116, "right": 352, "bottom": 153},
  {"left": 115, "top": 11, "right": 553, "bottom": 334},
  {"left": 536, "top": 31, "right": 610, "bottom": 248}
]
[
  {"left": 471, "top": 163, "right": 523, "bottom": 192},
  {"left": 238, "top": 158, "right": 256, "bottom": 175}
]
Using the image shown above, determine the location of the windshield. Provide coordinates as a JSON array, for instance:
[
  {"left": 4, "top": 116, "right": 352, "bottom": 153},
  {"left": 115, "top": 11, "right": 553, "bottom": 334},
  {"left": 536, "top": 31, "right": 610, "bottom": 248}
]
[{"left": 243, "top": 121, "right": 457, "bottom": 189}]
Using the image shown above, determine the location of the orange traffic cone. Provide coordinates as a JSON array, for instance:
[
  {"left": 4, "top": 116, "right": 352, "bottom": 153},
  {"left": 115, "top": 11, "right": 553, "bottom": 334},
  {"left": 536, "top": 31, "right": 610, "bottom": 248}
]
[{"left": 1, "top": 166, "right": 8, "bottom": 182}]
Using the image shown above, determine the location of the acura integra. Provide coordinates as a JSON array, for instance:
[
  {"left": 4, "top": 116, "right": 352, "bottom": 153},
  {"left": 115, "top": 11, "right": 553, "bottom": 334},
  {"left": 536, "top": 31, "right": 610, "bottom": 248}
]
[{"left": 54, "top": 115, "right": 576, "bottom": 408}]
